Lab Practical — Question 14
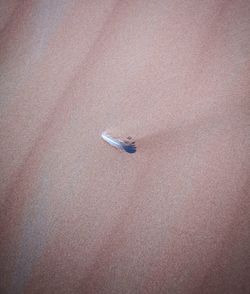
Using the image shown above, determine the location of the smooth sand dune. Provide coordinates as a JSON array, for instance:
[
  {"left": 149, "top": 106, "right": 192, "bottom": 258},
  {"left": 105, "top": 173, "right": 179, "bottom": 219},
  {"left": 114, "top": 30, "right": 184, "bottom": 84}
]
[{"left": 0, "top": 1, "right": 250, "bottom": 293}]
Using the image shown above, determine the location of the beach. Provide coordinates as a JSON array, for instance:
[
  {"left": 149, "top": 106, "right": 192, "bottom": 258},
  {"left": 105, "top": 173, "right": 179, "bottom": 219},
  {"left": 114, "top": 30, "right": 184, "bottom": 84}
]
[{"left": 0, "top": 1, "right": 250, "bottom": 293}]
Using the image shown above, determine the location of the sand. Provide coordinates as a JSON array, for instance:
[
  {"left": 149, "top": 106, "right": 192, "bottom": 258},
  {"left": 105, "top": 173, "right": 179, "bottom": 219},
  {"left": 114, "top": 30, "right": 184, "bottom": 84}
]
[{"left": 0, "top": 1, "right": 250, "bottom": 293}]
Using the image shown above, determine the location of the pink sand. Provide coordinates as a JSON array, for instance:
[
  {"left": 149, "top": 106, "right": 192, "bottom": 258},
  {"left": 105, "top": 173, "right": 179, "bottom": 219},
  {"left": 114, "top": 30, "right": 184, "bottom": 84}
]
[{"left": 0, "top": 1, "right": 250, "bottom": 293}]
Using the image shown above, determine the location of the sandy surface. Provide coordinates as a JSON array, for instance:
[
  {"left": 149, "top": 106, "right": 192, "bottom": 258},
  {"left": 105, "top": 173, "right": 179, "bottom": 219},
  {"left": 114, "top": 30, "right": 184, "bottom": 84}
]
[{"left": 0, "top": 1, "right": 250, "bottom": 293}]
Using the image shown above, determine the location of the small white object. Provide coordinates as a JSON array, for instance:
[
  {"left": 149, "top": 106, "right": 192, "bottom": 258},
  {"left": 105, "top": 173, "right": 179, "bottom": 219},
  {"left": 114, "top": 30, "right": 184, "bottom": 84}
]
[{"left": 101, "top": 131, "right": 136, "bottom": 153}]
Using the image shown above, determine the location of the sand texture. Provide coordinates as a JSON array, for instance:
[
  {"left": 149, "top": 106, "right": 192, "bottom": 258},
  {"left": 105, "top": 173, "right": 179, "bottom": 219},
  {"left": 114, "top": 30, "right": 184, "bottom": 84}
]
[{"left": 0, "top": 1, "right": 250, "bottom": 293}]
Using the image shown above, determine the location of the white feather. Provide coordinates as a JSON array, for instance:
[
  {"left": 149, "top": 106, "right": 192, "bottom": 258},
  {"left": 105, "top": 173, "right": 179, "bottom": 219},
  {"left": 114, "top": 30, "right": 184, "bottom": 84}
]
[{"left": 101, "top": 131, "right": 136, "bottom": 153}]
